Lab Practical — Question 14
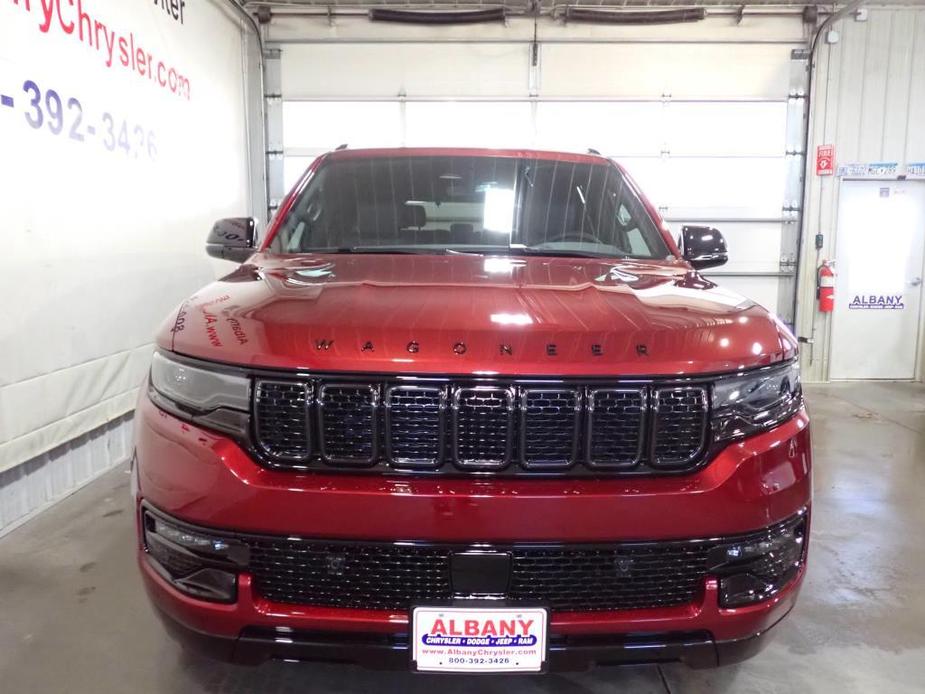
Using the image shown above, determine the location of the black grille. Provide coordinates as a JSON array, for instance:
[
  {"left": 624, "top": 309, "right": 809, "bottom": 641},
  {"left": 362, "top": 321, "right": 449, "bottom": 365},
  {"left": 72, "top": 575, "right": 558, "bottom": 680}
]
[
  {"left": 247, "top": 539, "right": 451, "bottom": 610},
  {"left": 319, "top": 384, "right": 378, "bottom": 465},
  {"left": 587, "top": 389, "right": 645, "bottom": 468},
  {"left": 453, "top": 387, "right": 514, "bottom": 468},
  {"left": 652, "top": 387, "right": 708, "bottom": 467},
  {"left": 385, "top": 386, "right": 444, "bottom": 467},
  {"left": 521, "top": 389, "right": 581, "bottom": 468},
  {"left": 245, "top": 536, "right": 717, "bottom": 612},
  {"left": 255, "top": 381, "right": 310, "bottom": 460},
  {"left": 252, "top": 376, "right": 710, "bottom": 476},
  {"left": 508, "top": 543, "right": 712, "bottom": 610}
]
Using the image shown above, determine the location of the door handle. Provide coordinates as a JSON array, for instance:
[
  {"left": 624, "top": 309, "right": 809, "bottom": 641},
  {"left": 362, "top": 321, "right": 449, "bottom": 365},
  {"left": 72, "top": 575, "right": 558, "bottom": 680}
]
[{"left": 912, "top": 277, "right": 923, "bottom": 287}]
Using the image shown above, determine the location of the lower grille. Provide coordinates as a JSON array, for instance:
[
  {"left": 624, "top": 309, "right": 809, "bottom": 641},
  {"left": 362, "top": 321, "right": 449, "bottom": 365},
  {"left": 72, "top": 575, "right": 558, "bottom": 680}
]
[
  {"left": 247, "top": 539, "right": 451, "bottom": 610},
  {"left": 245, "top": 536, "right": 718, "bottom": 612}
]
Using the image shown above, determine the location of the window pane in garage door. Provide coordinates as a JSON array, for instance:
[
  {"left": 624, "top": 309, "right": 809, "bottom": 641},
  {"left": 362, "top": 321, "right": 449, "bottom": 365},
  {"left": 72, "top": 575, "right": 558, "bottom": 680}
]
[
  {"left": 535, "top": 102, "right": 664, "bottom": 156},
  {"left": 608, "top": 157, "right": 784, "bottom": 216},
  {"left": 667, "top": 102, "right": 787, "bottom": 157},
  {"left": 283, "top": 156, "right": 315, "bottom": 191},
  {"left": 404, "top": 102, "right": 534, "bottom": 148},
  {"left": 283, "top": 101, "right": 403, "bottom": 153},
  {"left": 665, "top": 157, "right": 785, "bottom": 212}
]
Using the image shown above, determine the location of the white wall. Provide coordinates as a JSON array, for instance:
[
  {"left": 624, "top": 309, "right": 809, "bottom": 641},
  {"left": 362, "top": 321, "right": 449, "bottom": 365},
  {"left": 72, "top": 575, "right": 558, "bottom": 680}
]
[
  {"left": 796, "top": 6, "right": 925, "bottom": 381},
  {"left": 269, "top": 14, "right": 808, "bottom": 318},
  {"left": 0, "top": 0, "right": 261, "bottom": 529}
]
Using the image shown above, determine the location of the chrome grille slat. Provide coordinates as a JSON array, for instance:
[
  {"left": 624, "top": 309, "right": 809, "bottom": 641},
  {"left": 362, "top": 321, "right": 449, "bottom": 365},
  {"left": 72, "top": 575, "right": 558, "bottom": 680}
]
[{"left": 252, "top": 377, "right": 712, "bottom": 475}]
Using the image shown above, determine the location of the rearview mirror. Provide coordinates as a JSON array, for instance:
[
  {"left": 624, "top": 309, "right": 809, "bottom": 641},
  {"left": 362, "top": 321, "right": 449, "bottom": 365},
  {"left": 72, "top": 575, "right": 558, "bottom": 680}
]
[
  {"left": 206, "top": 218, "right": 257, "bottom": 263},
  {"left": 681, "top": 225, "right": 727, "bottom": 270}
]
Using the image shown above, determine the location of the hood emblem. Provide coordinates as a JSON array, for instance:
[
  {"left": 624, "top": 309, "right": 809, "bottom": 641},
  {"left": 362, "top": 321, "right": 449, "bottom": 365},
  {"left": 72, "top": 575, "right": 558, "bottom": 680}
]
[
  {"left": 407, "top": 341, "right": 420, "bottom": 353},
  {"left": 361, "top": 341, "right": 374, "bottom": 352},
  {"left": 315, "top": 339, "right": 334, "bottom": 351},
  {"left": 453, "top": 342, "right": 467, "bottom": 355}
]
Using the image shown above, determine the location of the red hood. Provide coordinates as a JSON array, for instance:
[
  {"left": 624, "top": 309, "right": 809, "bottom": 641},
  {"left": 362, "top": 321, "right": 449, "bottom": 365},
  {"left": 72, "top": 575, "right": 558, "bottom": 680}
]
[{"left": 163, "top": 253, "right": 796, "bottom": 376}]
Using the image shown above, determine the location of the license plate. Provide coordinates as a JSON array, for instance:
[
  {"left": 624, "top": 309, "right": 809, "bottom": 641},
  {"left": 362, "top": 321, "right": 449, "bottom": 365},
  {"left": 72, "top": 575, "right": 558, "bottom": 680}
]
[{"left": 411, "top": 606, "right": 548, "bottom": 673}]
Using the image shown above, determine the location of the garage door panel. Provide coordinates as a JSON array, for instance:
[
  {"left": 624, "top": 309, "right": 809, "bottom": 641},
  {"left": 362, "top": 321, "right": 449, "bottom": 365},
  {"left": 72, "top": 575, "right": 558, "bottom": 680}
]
[
  {"left": 282, "top": 44, "right": 529, "bottom": 98},
  {"left": 275, "top": 31, "right": 797, "bottom": 320},
  {"left": 539, "top": 44, "right": 794, "bottom": 99}
]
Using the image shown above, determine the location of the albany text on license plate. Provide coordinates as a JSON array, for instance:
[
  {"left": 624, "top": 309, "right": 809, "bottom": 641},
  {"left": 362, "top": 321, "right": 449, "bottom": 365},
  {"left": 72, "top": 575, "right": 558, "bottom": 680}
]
[{"left": 411, "top": 606, "right": 548, "bottom": 673}]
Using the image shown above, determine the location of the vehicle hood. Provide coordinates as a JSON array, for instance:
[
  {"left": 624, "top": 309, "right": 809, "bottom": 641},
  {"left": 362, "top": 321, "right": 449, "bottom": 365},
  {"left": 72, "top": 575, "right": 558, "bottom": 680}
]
[{"left": 164, "top": 253, "right": 797, "bottom": 376}]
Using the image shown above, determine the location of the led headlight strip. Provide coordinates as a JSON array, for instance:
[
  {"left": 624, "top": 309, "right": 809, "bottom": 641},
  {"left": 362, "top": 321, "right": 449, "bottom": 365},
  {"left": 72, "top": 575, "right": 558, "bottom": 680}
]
[
  {"left": 711, "top": 360, "right": 802, "bottom": 442},
  {"left": 148, "top": 350, "right": 251, "bottom": 437}
]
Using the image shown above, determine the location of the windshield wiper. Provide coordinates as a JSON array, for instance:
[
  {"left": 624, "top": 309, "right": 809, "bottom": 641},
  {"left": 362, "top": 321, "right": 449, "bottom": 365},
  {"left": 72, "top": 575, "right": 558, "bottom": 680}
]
[
  {"left": 506, "top": 246, "right": 624, "bottom": 259},
  {"left": 303, "top": 246, "right": 443, "bottom": 255}
]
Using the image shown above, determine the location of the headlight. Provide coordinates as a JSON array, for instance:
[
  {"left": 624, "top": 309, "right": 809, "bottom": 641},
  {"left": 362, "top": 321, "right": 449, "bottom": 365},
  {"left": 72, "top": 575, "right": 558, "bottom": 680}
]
[
  {"left": 709, "top": 510, "right": 808, "bottom": 607},
  {"left": 148, "top": 351, "right": 250, "bottom": 436},
  {"left": 711, "top": 360, "right": 802, "bottom": 441}
]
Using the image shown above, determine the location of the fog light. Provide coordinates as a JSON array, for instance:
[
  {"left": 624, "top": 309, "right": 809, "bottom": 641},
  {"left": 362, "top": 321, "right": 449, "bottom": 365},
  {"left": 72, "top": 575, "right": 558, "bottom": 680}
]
[
  {"left": 152, "top": 517, "right": 231, "bottom": 554},
  {"left": 711, "top": 511, "right": 807, "bottom": 608},
  {"left": 142, "top": 509, "right": 248, "bottom": 603}
]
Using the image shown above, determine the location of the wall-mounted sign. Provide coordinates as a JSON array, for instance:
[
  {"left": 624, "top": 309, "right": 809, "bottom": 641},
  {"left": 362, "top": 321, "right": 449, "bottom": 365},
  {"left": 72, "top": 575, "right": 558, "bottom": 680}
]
[
  {"left": 837, "top": 162, "right": 899, "bottom": 178},
  {"left": 816, "top": 145, "right": 835, "bottom": 176},
  {"left": 848, "top": 294, "right": 905, "bottom": 310},
  {"left": 907, "top": 162, "right": 925, "bottom": 178}
]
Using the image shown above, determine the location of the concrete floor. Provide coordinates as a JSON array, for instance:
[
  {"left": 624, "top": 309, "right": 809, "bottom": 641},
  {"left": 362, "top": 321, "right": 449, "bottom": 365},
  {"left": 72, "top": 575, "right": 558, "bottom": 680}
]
[{"left": 1, "top": 382, "right": 923, "bottom": 693}]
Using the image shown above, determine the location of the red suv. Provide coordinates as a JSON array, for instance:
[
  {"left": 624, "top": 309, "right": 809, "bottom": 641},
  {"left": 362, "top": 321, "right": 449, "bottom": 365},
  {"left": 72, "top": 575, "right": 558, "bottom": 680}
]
[{"left": 134, "top": 148, "right": 810, "bottom": 673}]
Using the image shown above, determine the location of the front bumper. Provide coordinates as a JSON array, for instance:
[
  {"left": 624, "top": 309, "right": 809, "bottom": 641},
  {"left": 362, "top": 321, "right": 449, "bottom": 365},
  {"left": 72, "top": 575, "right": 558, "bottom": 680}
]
[
  {"left": 134, "top": 394, "right": 811, "bottom": 668},
  {"left": 149, "top": 599, "right": 787, "bottom": 669},
  {"left": 141, "top": 550, "right": 803, "bottom": 669}
]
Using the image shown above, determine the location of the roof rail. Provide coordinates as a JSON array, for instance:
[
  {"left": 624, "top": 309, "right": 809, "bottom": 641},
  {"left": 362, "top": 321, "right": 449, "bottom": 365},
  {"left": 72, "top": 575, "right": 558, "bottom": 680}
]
[
  {"left": 335, "top": 143, "right": 349, "bottom": 150},
  {"left": 587, "top": 148, "right": 601, "bottom": 155}
]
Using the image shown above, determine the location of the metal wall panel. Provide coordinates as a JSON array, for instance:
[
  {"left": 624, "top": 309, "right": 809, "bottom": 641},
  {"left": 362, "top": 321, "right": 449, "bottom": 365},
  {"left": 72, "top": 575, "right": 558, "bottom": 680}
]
[{"left": 796, "top": 7, "right": 925, "bottom": 381}]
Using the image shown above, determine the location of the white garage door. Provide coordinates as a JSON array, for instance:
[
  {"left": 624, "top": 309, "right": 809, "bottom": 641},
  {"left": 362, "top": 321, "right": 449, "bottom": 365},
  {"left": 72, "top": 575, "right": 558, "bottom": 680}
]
[{"left": 270, "top": 16, "right": 806, "bottom": 320}]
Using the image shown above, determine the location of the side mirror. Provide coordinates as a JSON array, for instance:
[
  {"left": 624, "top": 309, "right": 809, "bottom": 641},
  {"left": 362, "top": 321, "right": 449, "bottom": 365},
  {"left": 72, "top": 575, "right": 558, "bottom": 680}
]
[
  {"left": 681, "top": 225, "right": 728, "bottom": 270},
  {"left": 206, "top": 217, "right": 257, "bottom": 263}
]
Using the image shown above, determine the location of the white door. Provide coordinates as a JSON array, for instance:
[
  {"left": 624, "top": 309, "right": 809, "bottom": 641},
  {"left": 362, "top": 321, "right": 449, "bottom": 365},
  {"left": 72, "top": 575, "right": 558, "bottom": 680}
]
[{"left": 829, "top": 180, "right": 925, "bottom": 379}]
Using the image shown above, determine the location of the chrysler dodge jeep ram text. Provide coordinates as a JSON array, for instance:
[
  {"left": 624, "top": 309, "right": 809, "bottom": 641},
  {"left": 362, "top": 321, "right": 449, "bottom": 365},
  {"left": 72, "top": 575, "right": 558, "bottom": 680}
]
[{"left": 134, "top": 148, "right": 810, "bottom": 673}]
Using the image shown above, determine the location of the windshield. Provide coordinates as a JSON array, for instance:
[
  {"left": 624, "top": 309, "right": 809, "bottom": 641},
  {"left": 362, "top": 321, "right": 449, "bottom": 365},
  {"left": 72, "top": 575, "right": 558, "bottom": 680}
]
[{"left": 268, "top": 155, "right": 672, "bottom": 260}]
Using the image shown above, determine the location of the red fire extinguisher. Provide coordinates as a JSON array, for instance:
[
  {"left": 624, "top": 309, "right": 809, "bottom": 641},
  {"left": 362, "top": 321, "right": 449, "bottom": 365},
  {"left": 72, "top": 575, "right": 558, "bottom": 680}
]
[{"left": 818, "top": 261, "right": 835, "bottom": 313}]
